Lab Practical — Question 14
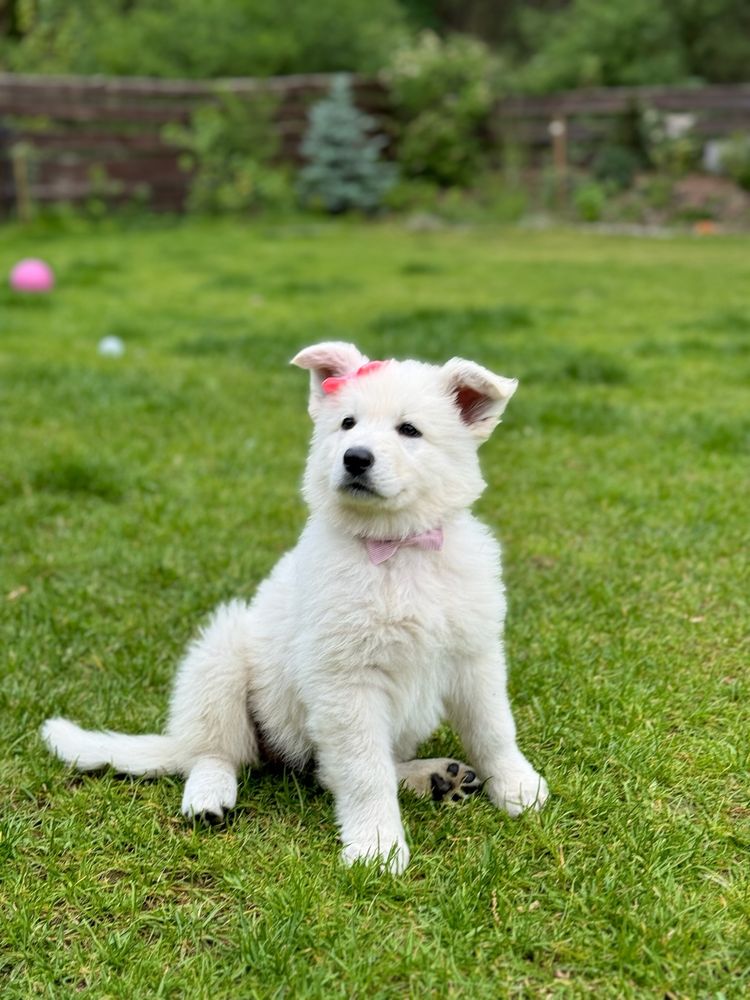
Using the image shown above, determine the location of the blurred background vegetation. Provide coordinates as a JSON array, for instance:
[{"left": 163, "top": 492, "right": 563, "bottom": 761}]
[
  {"left": 2, "top": 0, "right": 750, "bottom": 228},
  {"left": 2, "top": 0, "right": 750, "bottom": 87}
]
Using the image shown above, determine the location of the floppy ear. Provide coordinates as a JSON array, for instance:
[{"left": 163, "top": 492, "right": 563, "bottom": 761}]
[
  {"left": 442, "top": 358, "right": 518, "bottom": 442},
  {"left": 290, "top": 341, "right": 369, "bottom": 417}
]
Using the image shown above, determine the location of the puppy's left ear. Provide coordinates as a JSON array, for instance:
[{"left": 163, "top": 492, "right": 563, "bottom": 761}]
[
  {"left": 291, "top": 341, "right": 369, "bottom": 418},
  {"left": 442, "top": 358, "right": 518, "bottom": 442}
]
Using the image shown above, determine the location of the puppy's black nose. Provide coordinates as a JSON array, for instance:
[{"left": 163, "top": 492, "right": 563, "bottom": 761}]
[{"left": 343, "top": 447, "right": 374, "bottom": 478}]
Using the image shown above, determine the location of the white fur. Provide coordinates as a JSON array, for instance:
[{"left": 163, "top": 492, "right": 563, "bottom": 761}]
[{"left": 41, "top": 343, "right": 548, "bottom": 873}]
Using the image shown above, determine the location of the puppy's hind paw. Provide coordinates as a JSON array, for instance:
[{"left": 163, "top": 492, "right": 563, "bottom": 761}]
[
  {"left": 181, "top": 758, "right": 238, "bottom": 824},
  {"left": 397, "top": 757, "right": 482, "bottom": 804},
  {"left": 429, "top": 760, "right": 482, "bottom": 804}
]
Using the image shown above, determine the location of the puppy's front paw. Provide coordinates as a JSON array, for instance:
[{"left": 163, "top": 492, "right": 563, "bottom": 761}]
[
  {"left": 487, "top": 757, "right": 548, "bottom": 817},
  {"left": 341, "top": 836, "right": 410, "bottom": 874}
]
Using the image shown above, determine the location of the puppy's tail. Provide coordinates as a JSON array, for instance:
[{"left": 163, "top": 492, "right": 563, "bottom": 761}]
[{"left": 41, "top": 717, "right": 183, "bottom": 777}]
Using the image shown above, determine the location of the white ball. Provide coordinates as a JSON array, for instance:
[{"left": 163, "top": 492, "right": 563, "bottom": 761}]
[{"left": 98, "top": 335, "right": 125, "bottom": 358}]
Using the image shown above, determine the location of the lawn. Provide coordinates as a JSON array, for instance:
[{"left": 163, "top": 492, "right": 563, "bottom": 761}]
[{"left": 1, "top": 217, "right": 748, "bottom": 998}]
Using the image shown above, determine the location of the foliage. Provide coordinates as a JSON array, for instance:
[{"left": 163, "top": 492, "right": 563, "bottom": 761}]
[
  {"left": 514, "top": 1, "right": 683, "bottom": 91},
  {"left": 297, "top": 76, "right": 396, "bottom": 214},
  {"left": 640, "top": 107, "right": 700, "bottom": 177},
  {"left": 1, "top": 220, "right": 749, "bottom": 996},
  {"left": 164, "top": 90, "right": 293, "bottom": 215},
  {"left": 663, "top": 0, "right": 750, "bottom": 84},
  {"left": 382, "top": 176, "right": 442, "bottom": 214},
  {"left": 720, "top": 132, "right": 750, "bottom": 191},
  {"left": 640, "top": 175, "right": 675, "bottom": 211},
  {"left": 573, "top": 179, "right": 607, "bottom": 221},
  {"left": 591, "top": 145, "right": 640, "bottom": 191},
  {"left": 384, "top": 171, "right": 527, "bottom": 223},
  {"left": 5, "top": 0, "right": 750, "bottom": 92},
  {"left": 4, "top": 0, "right": 407, "bottom": 77},
  {"left": 511, "top": 0, "right": 750, "bottom": 91},
  {"left": 385, "top": 31, "right": 498, "bottom": 186}
]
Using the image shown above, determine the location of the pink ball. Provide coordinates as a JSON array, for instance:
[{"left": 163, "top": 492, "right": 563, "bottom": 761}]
[{"left": 10, "top": 258, "right": 55, "bottom": 293}]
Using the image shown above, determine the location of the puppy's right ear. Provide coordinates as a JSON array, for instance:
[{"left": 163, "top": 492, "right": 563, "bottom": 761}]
[{"left": 291, "top": 342, "right": 369, "bottom": 418}]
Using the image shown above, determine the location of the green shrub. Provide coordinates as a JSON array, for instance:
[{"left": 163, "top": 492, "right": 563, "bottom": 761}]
[
  {"left": 514, "top": 1, "right": 683, "bottom": 92},
  {"left": 384, "top": 172, "right": 527, "bottom": 224},
  {"left": 164, "top": 90, "right": 293, "bottom": 215},
  {"left": 640, "top": 175, "right": 674, "bottom": 210},
  {"left": 574, "top": 181, "right": 607, "bottom": 222},
  {"left": 592, "top": 145, "right": 640, "bottom": 191},
  {"left": 382, "top": 177, "right": 441, "bottom": 214},
  {"left": 512, "top": 0, "right": 750, "bottom": 91},
  {"left": 297, "top": 76, "right": 396, "bottom": 215},
  {"left": 385, "top": 31, "right": 498, "bottom": 187},
  {"left": 721, "top": 133, "right": 750, "bottom": 191},
  {"left": 640, "top": 108, "right": 699, "bottom": 177},
  {"left": 6, "top": 0, "right": 407, "bottom": 77},
  {"left": 471, "top": 172, "right": 528, "bottom": 222}
]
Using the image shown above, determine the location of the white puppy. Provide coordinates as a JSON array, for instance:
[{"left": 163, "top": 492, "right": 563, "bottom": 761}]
[{"left": 42, "top": 342, "right": 548, "bottom": 873}]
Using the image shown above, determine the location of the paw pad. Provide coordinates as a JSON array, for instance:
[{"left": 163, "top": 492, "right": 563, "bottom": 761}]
[{"left": 430, "top": 761, "right": 482, "bottom": 804}]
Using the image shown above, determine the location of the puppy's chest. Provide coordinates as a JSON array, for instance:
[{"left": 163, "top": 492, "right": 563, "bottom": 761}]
[{"left": 340, "top": 557, "right": 464, "bottom": 663}]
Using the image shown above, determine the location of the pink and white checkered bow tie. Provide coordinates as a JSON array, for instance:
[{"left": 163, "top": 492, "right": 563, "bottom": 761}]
[{"left": 365, "top": 527, "right": 444, "bottom": 566}]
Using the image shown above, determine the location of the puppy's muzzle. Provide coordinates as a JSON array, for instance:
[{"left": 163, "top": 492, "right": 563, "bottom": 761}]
[{"left": 343, "top": 447, "right": 374, "bottom": 478}]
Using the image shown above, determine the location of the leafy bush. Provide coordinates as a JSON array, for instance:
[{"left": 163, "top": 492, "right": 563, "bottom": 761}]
[
  {"left": 164, "top": 90, "right": 293, "bottom": 214},
  {"left": 641, "top": 108, "right": 699, "bottom": 177},
  {"left": 385, "top": 31, "right": 498, "bottom": 187},
  {"left": 382, "top": 177, "right": 441, "bottom": 214},
  {"left": 297, "top": 76, "right": 397, "bottom": 214},
  {"left": 592, "top": 145, "right": 640, "bottom": 191},
  {"left": 512, "top": 0, "right": 750, "bottom": 91},
  {"left": 720, "top": 133, "right": 750, "bottom": 191},
  {"left": 6, "top": 0, "right": 407, "bottom": 77},
  {"left": 574, "top": 181, "right": 607, "bottom": 222},
  {"left": 640, "top": 175, "right": 674, "bottom": 210},
  {"left": 515, "top": 1, "right": 682, "bottom": 91},
  {"left": 383, "top": 172, "right": 527, "bottom": 225}
]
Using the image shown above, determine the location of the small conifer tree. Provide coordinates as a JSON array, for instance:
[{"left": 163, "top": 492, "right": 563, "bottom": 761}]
[{"left": 298, "top": 75, "right": 396, "bottom": 213}]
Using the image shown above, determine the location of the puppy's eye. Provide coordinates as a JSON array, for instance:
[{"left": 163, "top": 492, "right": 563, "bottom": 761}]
[
  {"left": 341, "top": 416, "right": 356, "bottom": 430},
  {"left": 397, "top": 422, "right": 422, "bottom": 438}
]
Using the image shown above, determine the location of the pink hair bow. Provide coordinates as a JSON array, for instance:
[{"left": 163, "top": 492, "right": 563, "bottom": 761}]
[{"left": 322, "top": 360, "right": 388, "bottom": 395}]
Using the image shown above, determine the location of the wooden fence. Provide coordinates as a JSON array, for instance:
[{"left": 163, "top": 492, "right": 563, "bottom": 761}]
[
  {"left": 0, "top": 72, "right": 391, "bottom": 213},
  {"left": 492, "top": 83, "right": 750, "bottom": 161},
  {"left": 2, "top": 73, "right": 750, "bottom": 214}
]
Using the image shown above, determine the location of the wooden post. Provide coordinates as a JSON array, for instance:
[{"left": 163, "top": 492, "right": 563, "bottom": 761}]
[
  {"left": 548, "top": 117, "right": 568, "bottom": 209},
  {"left": 11, "top": 142, "right": 33, "bottom": 222}
]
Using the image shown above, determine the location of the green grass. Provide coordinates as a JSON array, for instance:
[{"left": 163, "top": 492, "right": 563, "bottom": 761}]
[{"left": 1, "top": 217, "right": 749, "bottom": 998}]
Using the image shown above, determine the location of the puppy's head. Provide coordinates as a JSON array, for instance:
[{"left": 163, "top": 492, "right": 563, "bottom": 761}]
[{"left": 291, "top": 342, "right": 517, "bottom": 539}]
